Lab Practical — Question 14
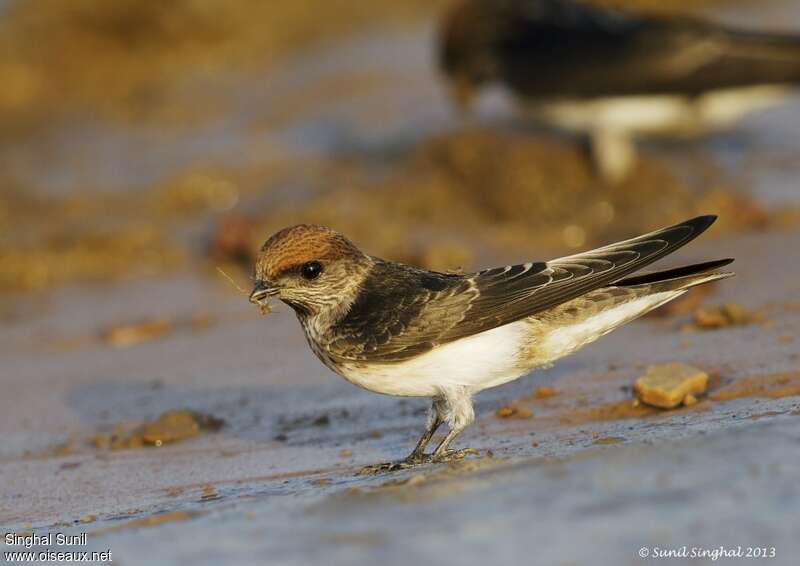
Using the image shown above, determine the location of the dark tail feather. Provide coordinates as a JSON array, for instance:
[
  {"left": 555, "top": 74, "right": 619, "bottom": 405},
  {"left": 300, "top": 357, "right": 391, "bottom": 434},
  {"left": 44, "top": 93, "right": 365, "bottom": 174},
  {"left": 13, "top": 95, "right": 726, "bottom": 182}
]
[{"left": 615, "top": 258, "right": 734, "bottom": 287}]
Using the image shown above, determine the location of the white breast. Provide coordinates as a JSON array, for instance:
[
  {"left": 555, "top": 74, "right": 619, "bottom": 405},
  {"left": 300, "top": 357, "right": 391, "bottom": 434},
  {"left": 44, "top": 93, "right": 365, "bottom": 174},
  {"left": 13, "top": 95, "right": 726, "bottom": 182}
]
[{"left": 335, "top": 321, "right": 531, "bottom": 398}]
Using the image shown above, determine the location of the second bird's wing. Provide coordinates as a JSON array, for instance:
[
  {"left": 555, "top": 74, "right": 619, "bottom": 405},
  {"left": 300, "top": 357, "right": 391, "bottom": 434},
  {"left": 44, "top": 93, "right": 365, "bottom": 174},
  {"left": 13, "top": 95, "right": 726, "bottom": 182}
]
[{"left": 485, "top": 0, "right": 800, "bottom": 96}]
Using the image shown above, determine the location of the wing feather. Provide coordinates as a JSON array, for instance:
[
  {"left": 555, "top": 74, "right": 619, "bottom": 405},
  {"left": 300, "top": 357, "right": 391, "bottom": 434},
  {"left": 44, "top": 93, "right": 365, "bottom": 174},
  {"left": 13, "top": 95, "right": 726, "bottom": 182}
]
[
  {"left": 488, "top": 0, "right": 800, "bottom": 97},
  {"left": 325, "top": 216, "right": 717, "bottom": 363}
]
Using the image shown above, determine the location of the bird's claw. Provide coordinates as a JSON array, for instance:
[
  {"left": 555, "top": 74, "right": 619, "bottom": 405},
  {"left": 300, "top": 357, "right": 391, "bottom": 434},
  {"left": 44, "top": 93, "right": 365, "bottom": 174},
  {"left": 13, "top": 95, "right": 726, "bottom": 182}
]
[
  {"left": 431, "top": 447, "right": 479, "bottom": 463},
  {"left": 356, "top": 448, "right": 479, "bottom": 475},
  {"left": 357, "top": 461, "right": 415, "bottom": 475}
]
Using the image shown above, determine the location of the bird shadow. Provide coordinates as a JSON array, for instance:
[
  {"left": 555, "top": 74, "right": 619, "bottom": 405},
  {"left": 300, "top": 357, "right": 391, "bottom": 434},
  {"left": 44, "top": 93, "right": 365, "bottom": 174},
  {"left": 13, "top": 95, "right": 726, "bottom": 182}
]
[
  {"left": 63, "top": 361, "right": 576, "bottom": 450},
  {"left": 64, "top": 378, "right": 425, "bottom": 448}
]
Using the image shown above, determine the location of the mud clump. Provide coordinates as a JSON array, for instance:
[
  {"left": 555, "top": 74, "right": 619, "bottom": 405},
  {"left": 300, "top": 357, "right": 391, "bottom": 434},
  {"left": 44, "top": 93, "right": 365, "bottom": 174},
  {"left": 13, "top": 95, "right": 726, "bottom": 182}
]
[
  {"left": 534, "top": 386, "right": 558, "bottom": 399},
  {"left": 93, "top": 410, "right": 225, "bottom": 450},
  {"left": 634, "top": 363, "right": 708, "bottom": 409},
  {"left": 142, "top": 411, "right": 222, "bottom": 446},
  {"left": 496, "top": 405, "right": 534, "bottom": 419},
  {"left": 690, "top": 303, "right": 763, "bottom": 330},
  {"left": 200, "top": 484, "right": 219, "bottom": 501},
  {"left": 103, "top": 318, "right": 174, "bottom": 348},
  {"left": 647, "top": 284, "right": 717, "bottom": 318}
]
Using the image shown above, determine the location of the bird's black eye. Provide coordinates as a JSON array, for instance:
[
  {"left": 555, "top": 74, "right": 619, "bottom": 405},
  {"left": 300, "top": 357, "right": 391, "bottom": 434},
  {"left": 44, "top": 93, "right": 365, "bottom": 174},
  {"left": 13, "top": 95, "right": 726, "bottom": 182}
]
[{"left": 301, "top": 261, "right": 323, "bottom": 280}]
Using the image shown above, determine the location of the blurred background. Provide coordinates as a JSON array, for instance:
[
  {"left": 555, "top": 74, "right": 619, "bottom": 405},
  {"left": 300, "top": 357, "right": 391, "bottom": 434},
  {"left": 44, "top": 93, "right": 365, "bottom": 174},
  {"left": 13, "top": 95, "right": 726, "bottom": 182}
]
[{"left": 1, "top": 0, "right": 799, "bottom": 301}]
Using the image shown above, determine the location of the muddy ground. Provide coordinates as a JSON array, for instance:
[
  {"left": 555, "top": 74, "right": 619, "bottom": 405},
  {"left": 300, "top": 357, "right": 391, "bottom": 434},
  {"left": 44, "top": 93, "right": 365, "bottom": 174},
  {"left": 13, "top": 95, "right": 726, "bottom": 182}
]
[
  {"left": 3, "top": 215, "right": 800, "bottom": 565},
  {"left": 2, "top": 0, "right": 800, "bottom": 564}
]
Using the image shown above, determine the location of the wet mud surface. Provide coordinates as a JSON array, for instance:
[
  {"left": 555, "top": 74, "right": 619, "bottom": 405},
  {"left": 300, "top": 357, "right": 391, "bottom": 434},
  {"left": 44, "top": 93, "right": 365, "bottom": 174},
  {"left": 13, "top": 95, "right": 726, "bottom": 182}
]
[{"left": 2, "top": 226, "right": 799, "bottom": 564}]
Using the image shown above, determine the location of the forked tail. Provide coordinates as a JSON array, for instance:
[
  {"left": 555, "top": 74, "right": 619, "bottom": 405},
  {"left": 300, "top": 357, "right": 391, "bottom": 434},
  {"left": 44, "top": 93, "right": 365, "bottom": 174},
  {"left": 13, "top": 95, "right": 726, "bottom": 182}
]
[{"left": 615, "top": 258, "right": 735, "bottom": 292}]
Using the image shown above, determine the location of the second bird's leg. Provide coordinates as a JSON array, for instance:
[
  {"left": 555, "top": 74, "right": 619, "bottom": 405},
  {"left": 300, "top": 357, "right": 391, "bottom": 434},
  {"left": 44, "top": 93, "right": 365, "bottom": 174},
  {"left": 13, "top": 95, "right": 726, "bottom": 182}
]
[
  {"left": 405, "top": 397, "right": 446, "bottom": 464},
  {"left": 589, "top": 127, "right": 636, "bottom": 185}
]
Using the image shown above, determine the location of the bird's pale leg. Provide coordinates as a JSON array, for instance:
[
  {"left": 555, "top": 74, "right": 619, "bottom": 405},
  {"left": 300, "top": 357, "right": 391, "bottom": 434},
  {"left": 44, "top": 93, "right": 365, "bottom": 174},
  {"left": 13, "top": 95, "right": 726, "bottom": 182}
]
[
  {"left": 358, "top": 390, "right": 478, "bottom": 474},
  {"left": 590, "top": 127, "right": 636, "bottom": 185},
  {"left": 431, "top": 387, "right": 477, "bottom": 462},
  {"left": 358, "top": 398, "right": 445, "bottom": 474},
  {"left": 405, "top": 397, "right": 446, "bottom": 463}
]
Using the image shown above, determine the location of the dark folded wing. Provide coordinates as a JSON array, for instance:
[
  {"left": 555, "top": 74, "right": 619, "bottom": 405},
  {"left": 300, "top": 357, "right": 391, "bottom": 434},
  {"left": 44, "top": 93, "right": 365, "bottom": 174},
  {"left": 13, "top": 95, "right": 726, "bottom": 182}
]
[
  {"left": 325, "top": 216, "right": 716, "bottom": 363},
  {"left": 492, "top": 0, "right": 800, "bottom": 96},
  {"left": 440, "top": 215, "right": 717, "bottom": 340}
]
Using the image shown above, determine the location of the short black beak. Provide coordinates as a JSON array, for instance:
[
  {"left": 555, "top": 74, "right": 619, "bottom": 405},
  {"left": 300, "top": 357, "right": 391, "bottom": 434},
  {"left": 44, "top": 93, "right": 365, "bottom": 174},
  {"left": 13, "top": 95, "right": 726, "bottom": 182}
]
[{"left": 249, "top": 280, "right": 278, "bottom": 305}]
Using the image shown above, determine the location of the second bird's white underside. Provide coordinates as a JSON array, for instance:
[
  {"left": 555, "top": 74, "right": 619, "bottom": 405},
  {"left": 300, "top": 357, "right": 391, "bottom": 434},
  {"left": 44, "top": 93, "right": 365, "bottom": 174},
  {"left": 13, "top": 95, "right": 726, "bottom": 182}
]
[
  {"left": 336, "top": 291, "right": 680, "bottom": 398},
  {"left": 532, "top": 85, "right": 791, "bottom": 136},
  {"left": 522, "top": 85, "right": 791, "bottom": 182}
]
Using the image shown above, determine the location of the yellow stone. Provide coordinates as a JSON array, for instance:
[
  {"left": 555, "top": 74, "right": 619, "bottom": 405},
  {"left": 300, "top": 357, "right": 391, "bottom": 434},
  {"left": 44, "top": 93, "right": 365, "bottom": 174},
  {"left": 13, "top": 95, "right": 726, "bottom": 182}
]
[
  {"left": 634, "top": 363, "right": 708, "bottom": 409},
  {"left": 515, "top": 408, "right": 534, "bottom": 419},
  {"left": 495, "top": 406, "right": 515, "bottom": 418},
  {"left": 141, "top": 410, "right": 200, "bottom": 445}
]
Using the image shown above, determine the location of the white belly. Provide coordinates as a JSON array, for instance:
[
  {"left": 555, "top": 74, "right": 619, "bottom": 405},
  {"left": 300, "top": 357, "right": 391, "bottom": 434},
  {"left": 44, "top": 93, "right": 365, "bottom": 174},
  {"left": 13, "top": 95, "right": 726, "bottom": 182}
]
[
  {"left": 335, "top": 321, "right": 531, "bottom": 397},
  {"left": 537, "top": 292, "right": 679, "bottom": 361},
  {"left": 332, "top": 291, "right": 682, "bottom": 398},
  {"left": 532, "top": 85, "right": 790, "bottom": 136}
]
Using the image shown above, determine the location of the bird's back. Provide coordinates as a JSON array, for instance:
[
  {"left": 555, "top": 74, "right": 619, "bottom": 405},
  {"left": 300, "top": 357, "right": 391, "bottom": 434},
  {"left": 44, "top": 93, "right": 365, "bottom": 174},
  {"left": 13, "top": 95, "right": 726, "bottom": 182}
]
[{"left": 444, "top": 0, "right": 800, "bottom": 99}]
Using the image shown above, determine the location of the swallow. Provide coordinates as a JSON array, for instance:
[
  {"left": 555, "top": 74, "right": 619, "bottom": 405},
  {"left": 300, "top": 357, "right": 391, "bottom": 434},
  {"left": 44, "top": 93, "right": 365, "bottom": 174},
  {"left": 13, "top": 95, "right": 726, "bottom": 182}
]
[
  {"left": 439, "top": 0, "right": 800, "bottom": 181},
  {"left": 250, "top": 216, "right": 732, "bottom": 469}
]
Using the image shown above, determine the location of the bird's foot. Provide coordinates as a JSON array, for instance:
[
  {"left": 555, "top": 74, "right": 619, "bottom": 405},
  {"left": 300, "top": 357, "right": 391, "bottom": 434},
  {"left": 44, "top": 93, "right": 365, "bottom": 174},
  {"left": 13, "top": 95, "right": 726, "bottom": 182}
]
[
  {"left": 357, "top": 451, "right": 435, "bottom": 475},
  {"left": 357, "top": 460, "right": 419, "bottom": 475},
  {"left": 357, "top": 448, "right": 480, "bottom": 474},
  {"left": 430, "top": 447, "right": 479, "bottom": 463}
]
